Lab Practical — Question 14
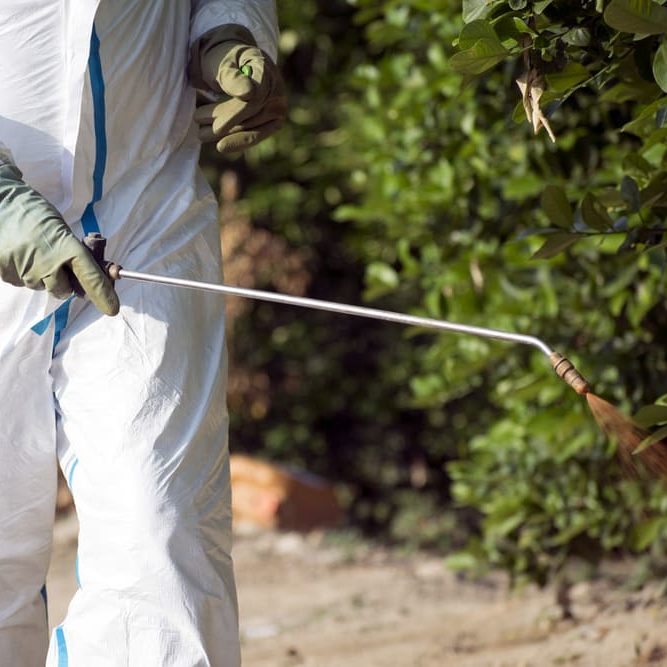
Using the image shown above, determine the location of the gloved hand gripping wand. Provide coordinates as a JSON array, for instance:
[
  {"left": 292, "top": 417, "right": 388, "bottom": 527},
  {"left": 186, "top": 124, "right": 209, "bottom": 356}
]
[{"left": 82, "top": 233, "right": 589, "bottom": 395}]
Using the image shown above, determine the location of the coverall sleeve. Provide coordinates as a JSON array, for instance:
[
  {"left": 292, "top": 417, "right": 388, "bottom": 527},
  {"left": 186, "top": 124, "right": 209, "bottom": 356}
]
[{"left": 190, "top": 0, "right": 279, "bottom": 62}]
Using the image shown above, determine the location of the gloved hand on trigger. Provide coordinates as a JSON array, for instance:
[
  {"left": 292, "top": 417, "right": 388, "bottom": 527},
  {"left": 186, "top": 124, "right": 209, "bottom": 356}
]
[
  {"left": 0, "top": 158, "right": 119, "bottom": 316},
  {"left": 190, "top": 24, "right": 287, "bottom": 154}
]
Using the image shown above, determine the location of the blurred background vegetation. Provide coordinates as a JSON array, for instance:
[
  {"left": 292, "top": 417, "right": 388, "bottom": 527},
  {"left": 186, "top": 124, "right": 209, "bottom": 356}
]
[{"left": 201, "top": 0, "right": 667, "bottom": 590}]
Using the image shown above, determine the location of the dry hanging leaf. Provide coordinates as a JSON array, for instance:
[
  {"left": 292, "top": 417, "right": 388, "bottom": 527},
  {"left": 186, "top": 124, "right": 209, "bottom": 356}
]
[{"left": 515, "top": 69, "right": 556, "bottom": 143}]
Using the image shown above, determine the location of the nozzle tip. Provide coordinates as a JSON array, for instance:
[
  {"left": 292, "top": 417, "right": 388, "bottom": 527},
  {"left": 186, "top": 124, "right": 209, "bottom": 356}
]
[{"left": 550, "top": 352, "right": 590, "bottom": 395}]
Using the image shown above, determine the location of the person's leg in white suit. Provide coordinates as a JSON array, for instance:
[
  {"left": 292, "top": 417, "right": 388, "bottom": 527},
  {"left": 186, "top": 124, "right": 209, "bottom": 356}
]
[{"left": 47, "top": 232, "right": 240, "bottom": 666}]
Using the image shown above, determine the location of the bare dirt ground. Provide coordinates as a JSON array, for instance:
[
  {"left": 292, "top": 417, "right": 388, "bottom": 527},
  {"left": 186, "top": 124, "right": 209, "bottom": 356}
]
[{"left": 48, "top": 512, "right": 667, "bottom": 667}]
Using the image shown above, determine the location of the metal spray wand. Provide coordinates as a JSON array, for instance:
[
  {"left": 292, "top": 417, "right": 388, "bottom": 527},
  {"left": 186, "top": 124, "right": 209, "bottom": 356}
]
[{"left": 84, "top": 234, "right": 591, "bottom": 395}]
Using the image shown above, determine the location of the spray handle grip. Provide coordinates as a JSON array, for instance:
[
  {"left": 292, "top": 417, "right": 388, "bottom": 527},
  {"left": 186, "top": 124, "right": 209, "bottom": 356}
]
[{"left": 69, "top": 232, "right": 122, "bottom": 298}]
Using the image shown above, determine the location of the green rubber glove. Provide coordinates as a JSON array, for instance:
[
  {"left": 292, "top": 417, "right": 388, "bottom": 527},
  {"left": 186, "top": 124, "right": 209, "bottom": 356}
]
[
  {"left": 190, "top": 24, "right": 287, "bottom": 154},
  {"left": 0, "top": 160, "right": 119, "bottom": 316}
]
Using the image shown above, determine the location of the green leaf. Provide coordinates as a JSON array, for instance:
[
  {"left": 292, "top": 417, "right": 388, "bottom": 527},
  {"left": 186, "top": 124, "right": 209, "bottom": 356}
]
[
  {"left": 450, "top": 35, "right": 508, "bottom": 75},
  {"left": 562, "top": 28, "right": 592, "bottom": 47},
  {"left": 634, "top": 424, "right": 667, "bottom": 454},
  {"left": 634, "top": 404, "right": 667, "bottom": 427},
  {"left": 488, "top": 512, "right": 526, "bottom": 538},
  {"left": 546, "top": 62, "right": 590, "bottom": 93},
  {"left": 622, "top": 153, "right": 653, "bottom": 177},
  {"left": 462, "top": 0, "right": 501, "bottom": 23},
  {"left": 620, "top": 175, "right": 642, "bottom": 211},
  {"left": 366, "top": 262, "right": 399, "bottom": 289},
  {"left": 491, "top": 15, "right": 521, "bottom": 43},
  {"left": 604, "top": 0, "right": 667, "bottom": 35},
  {"left": 621, "top": 96, "right": 667, "bottom": 134},
  {"left": 643, "top": 126, "right": 667, "bottom": 148},
  {"left": 532, "top": 233, "right": 580, "bottom": 259},
  {"left": 396, "top": 238, "right": 419, "bottom": 275},
  {"left": 458, "top": 20, "right": 501, "bottom": 50},
  {"left": 600, "top": 79, "right": 659, "bottom": 104},
  {"left": 533, "top": 0, "right": 554, "bottom": 12},
  {"left": 641, "top": 171, "right": 667, "bottom": 206},
  {"left": 541, "top": 185, "right": 573, "bottom": 229},
  {"left": 653, "top": 41, "right": 667, "bottom": 91},
  {"left": 512, "top": 17, "right": 537, "bottom": 36},
  {"left": 630, "top": 517, "right": 667, "bottom": 550},
  {"left": 581, "top": 192, "right": 614, "bottom": 231},
  {"left": 503, "top": 173, "right": 544, "bottom": 199},
  {"left": 597, "top": 187, "right": 627, "bottom": 208}
]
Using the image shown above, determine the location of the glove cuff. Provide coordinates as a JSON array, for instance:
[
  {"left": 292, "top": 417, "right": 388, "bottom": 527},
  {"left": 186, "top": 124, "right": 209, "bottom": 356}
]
[{"left": 188, "top": 23, "right": 257, "bottom": 92}]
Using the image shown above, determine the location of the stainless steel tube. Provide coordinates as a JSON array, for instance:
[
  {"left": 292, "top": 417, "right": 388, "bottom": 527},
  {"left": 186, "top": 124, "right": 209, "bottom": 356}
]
[{"left": 117, "top": 268, "right": 554, "bottom": 357}]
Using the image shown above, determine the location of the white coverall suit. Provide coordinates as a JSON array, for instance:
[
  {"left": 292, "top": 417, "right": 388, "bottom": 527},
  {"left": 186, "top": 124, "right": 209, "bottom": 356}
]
[{"left": 0, "top": 2, "right": 278, "bottom": 665}]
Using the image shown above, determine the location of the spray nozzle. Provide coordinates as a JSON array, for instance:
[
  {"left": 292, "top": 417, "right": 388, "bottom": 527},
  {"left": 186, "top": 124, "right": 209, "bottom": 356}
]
[{"left": 550, "top": 352, "right": 590, "bottom": 395}]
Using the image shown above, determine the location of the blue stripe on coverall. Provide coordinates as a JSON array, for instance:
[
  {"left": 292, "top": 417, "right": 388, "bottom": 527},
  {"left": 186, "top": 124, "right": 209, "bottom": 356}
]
[
  {"left": 31, "top": 22, "right": 107, "bottom": 341},
  {"left": 80, "top": 24, "right": 106, "bottom": 237},
  {"left": 55, "top": 626, "right": 69, "bottom": 666},
  {"left": 52, "top": 300, "right": 71, "bottom": 350},
  {"left": 67, "top": 458, "right": 79, "bottom": 488}
]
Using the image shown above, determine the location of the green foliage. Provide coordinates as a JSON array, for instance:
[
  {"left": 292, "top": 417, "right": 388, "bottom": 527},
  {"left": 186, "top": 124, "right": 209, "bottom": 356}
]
[
  {"left": 207, "top": 0, "right": 667, "bottom": 587},
  {"left": 340, "top": 0, "right": 667, "bottom": 582},
  {"left": 604, "top": 0, "right": 667, "bottom": 35},
  {"left": 447, "top": 398, "right": 667, "bottom": 585},
  {"left": 452, "top": 0, "right": 667, "bottom": 260}
]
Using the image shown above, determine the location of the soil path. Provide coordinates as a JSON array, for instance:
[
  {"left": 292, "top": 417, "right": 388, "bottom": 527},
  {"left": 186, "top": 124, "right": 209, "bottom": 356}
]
[{"left": 48, "top": 513, "right": 667, "bottom": 666}]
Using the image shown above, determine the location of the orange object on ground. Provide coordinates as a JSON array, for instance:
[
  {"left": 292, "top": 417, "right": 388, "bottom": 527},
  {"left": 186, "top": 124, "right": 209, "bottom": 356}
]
[{"left": 230, "top": 454, "right": 343, "bottom": 532}]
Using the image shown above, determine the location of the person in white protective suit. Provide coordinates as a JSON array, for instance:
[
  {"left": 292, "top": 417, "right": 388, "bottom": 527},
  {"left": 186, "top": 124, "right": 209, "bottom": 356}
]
[{"left": 0, "top": 2, "right": 286, "bottom": 666}]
